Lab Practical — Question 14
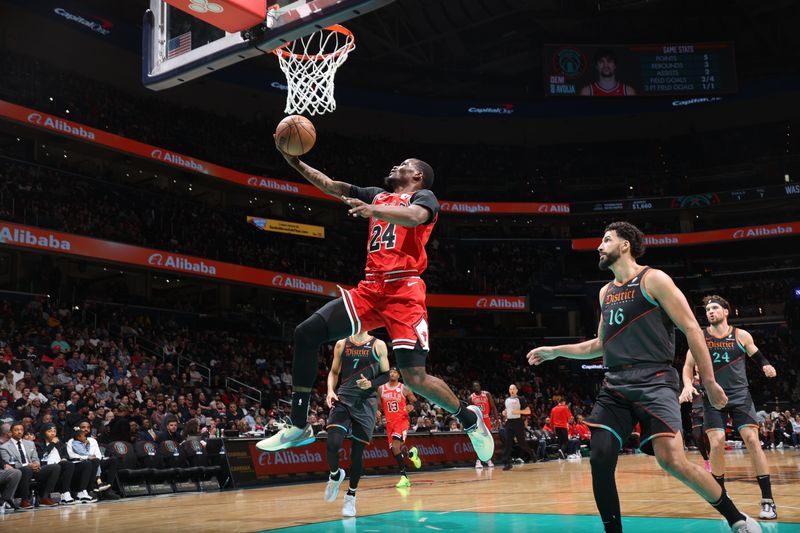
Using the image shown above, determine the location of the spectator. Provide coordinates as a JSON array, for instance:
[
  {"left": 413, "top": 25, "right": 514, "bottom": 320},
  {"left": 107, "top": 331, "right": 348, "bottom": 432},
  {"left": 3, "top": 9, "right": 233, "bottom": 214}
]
[
  {"left": 76, "top": 419, "right": 120, "bottom": 500},
  {"left": 0, "top": 421, "right": 60, "bottom": 509},
  {"left": 550, "top": 398, "right": 571, "bottom": 459},
  {"left": 0, "top": 446, "right": 21, "bottom": 512},
  {"left": 157, "top": 416, "right": 180, "bottom": 443},
  {"left": 37, "top": 422, "right": 76, "bottom": 505},
  {"left": 181, "top": 419, "right": 202, "bottom": 444}
]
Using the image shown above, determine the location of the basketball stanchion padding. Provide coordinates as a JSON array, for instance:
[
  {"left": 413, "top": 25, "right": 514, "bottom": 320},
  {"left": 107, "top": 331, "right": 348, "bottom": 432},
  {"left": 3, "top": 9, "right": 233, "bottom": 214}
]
[
  {"left": 162, "top": 0, "right": 267, "bottom": 33},
  {"left": 273, "top": 24, "right": 355, "bottom": 115}
]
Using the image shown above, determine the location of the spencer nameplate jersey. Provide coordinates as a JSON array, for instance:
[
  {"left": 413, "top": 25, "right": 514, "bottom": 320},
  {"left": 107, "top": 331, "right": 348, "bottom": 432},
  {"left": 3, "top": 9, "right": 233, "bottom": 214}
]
[
  {"left": 600, "top": 267, "right": 675, "bottom": 368},
  {"left": 349, "top": 185, "right": 439, "bottom": 276},
  {"left": 337, "top": 337, "right": 381, "bottom": 404},
  {"left": 704, "top": 327, "right": 749, "bottom": 393}
]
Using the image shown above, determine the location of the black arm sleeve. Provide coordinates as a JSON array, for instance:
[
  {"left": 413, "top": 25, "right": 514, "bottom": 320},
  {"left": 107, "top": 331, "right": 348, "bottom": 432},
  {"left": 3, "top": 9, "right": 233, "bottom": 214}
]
[
  {"left": 751, "top": 350, "right": 770, "bottom": 367},
  {"left": 410, "top": 189, "right": 440, "bottom": 224},
  {"left": 349, "top": 185, "right": 385, "bottom": 204}
]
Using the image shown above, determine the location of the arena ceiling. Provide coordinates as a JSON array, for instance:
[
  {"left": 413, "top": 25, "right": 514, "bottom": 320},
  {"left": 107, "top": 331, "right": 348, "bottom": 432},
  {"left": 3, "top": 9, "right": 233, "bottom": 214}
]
[{"left": 74, "top": 0, "right": 800, "bottom": 100}]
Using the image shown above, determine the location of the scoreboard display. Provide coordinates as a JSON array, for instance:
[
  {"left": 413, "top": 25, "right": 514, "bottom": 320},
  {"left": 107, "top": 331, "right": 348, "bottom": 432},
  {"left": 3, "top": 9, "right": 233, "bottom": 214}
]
[{"left": 545, "top": 43, "right": 737, "bottom": 97}]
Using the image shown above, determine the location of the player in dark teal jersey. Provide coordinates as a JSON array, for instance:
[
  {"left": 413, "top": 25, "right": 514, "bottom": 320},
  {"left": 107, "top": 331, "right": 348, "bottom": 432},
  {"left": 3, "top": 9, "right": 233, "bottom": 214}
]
[
  {"left": 528, "top": 222, "right": 760, "bottom": 533},
  {"left": 680, "top": 295, "right": 778, "bottom": 520},
  {"left": 323, "top": 331, "right": 390, "bottom": 517}
]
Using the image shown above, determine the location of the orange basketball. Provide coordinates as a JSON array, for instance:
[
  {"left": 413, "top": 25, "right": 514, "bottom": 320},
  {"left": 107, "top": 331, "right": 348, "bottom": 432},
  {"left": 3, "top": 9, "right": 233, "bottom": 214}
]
[{"left": 275, "top": 115, "right": 316, "bottom": 156}]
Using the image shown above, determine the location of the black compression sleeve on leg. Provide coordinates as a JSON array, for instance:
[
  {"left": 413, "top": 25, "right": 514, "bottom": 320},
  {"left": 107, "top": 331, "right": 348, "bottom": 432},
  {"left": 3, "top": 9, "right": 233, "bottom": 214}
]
[
  {"left": 454, "top": 400, "right": 478, "bottom": 429},
  {"left": 290, "top": 299, "right": 353, "bottom": 426},
  {"left": 692, "top": 427, "right": 710, "bottom": 461},
  {"left": 590, "top": 429, "right": 623, "bottom": 533},
  {"left": 326, "top": 427, "right": 346, "bottom": 474},
  {"left": 349, "top": 441, "right": 366, "bottom": 490},
  {"left": 393, "top": 451, "right": 407, "bottom": 476}
]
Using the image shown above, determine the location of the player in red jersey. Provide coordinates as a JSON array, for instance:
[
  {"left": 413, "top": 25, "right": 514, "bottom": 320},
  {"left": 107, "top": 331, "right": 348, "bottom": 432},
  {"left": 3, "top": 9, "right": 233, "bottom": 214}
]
[
  {"left": 258, "top": 144, "right": 494, "bottom": 466},
  {"left": 379, "top": 367, "right": 422, "bottom": 487},
  {"left": 579, "top": 48, "right": 637, "bottom": 97},
  {"left": 469, "top": 381, "right": 498, "bottom": 468}
]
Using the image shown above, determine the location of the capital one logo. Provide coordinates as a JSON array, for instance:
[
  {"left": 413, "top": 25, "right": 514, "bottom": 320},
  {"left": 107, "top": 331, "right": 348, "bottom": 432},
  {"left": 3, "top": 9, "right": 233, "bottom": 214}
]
[
  {"left": 27, "top": 113, "right": 43, "bottom": 125},
  {"left": 148, "top": 253, "right": 164, "bottom": 266},
  {"left": 476, "top": 298, "right": 488, "bottom": 308},
  {"left": 189, "top": 0, "right": 224, "bottom": 14}
]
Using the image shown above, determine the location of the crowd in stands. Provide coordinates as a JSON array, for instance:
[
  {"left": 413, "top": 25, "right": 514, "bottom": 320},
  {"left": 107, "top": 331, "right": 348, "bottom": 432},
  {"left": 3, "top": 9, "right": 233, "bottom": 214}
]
[
  {"left": 1, "top": 157, "right": 573, "bottom": 295},
  {"left": 2, "top": 292, "right": 797, "bottom": 506},
  {"left": 1, "top": 51, "right": 795, "bottom": 203}
]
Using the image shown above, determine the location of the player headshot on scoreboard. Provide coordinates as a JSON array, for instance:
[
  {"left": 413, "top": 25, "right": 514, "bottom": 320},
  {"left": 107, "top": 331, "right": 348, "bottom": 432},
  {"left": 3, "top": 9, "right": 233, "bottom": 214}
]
[{"left": 580, "top": 47, "right": 637, "bottom": 97}]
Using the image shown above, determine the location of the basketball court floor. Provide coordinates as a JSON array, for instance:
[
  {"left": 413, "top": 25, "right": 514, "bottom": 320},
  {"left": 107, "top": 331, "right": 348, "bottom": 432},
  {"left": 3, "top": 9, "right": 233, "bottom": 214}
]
[{"left": 3, "top": 450, "right": 799, "bottom": 532}]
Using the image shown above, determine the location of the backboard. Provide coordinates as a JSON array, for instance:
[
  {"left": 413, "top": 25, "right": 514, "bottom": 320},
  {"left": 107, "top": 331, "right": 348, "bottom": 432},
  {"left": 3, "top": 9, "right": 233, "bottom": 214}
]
[{"left": 142, "top": 0, "right": 394, "bottom": 91}]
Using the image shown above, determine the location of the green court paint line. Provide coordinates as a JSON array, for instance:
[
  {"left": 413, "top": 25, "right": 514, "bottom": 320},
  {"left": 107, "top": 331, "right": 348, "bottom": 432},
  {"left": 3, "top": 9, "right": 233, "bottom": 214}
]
[{"left": 262, "top": 510, "right": 800, "bottom": 532}]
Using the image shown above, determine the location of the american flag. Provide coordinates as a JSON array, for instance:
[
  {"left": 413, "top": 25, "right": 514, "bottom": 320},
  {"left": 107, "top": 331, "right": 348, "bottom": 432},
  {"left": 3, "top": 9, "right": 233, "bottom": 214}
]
[{"left": 167, "top": 31, "right": 192, "bottom": 59}]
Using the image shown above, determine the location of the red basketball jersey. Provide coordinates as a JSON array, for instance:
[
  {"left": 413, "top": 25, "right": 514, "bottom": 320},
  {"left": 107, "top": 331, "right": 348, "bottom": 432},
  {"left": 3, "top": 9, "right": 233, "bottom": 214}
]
[
  {"left": 380, "top": 382, "right": 408, "bottom": 424},
  {"left": 469, "top": 391, "right": 491, "bottom": 418},
  {"left": 366, "top": 192, "right": 437, "bottom": 276},
  {"left": 590, "top": 82, "right": 628, "bottom": 96}
]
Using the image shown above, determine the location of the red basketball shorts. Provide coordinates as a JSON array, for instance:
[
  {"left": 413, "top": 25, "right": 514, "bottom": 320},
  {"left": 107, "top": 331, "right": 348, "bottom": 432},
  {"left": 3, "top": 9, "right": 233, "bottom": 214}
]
[
  {"left": 386, "top": 418, "right": 410, "bottom": 446},
  {"left": 339, "top": 277, "right": 430, "bottom": 353}
]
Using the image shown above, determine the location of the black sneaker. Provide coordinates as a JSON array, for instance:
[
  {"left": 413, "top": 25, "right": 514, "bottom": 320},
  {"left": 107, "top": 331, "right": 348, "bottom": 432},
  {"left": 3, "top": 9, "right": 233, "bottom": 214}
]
[
  {"left": 101, "top": 490, "right": 121, "bottom": 500},
  {"left": 502, "top": 463, "right": 512, "bottom": 471}
]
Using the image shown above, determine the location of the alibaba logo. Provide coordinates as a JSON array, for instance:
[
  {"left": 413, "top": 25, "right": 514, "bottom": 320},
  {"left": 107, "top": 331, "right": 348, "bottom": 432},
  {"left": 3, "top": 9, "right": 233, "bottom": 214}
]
[
  {"left": 732, "top": 230, "right": 745, "bottom": 239},
  {"left": 271, "top": 275, "right": 283, "bottom": 285},
  {"left": 27, "top": 113, "right": 42, "bottom": 125},
  {"left": 537, "top": 204, "right": 549, "bottom": 213},
  {"left": 151, "top": 149, "right": 162, "bottom": 158},
  {"left": 439, "top": 202, "right": 450, "bottom": 210},
  {"left": 247, "top": 177, "right": 258, "bottom": 186},
  {"left": 476, "top": 298, "right": 488, "bottom": 308},
  {"left": 148, "top": 253, "right": 164, "bottom": 266}
]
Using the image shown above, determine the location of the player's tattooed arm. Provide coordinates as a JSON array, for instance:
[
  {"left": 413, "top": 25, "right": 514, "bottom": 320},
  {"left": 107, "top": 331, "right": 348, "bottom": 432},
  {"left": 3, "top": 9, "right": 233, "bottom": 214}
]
[{"left": 275, "top": 139, "right": 351, "bottom": 197}]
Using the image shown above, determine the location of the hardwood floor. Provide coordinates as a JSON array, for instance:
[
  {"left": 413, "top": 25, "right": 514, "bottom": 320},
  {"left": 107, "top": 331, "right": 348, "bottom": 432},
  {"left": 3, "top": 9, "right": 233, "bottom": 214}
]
[{"left": 2, "top": 450, "right": 798, "bottom": 532}]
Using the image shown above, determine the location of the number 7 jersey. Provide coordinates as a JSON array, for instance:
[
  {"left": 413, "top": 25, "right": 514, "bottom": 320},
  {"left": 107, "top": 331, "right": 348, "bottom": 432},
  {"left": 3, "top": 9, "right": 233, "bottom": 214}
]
[{"left": 349, "top": 186, "right": 439, "bottom": 277}]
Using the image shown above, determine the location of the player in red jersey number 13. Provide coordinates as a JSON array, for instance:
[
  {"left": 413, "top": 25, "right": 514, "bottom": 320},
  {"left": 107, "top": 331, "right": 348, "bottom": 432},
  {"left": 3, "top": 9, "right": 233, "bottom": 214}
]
[
  {"left": 380, "top": 368, "right": 422, "bottom": 488},
  {"left": 257, "top": 138, "right": 493, "bottom": 466}
]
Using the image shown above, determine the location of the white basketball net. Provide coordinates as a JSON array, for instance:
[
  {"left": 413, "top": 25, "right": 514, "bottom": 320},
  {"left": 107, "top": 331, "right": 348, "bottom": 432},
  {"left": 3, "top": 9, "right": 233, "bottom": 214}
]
[{"left": 274, "top": 25, "right": 355, "bottom": 116}]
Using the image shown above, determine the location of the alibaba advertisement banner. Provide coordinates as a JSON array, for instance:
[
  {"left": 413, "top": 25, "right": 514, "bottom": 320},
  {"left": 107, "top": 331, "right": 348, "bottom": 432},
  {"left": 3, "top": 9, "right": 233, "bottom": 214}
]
[
  {"left": 439, "top": 201, "right": 570, "bottom": 215},
  {"left": 0, "top": 99, "right": 567, "bottom": 216},
  {"left": 225, "top": 433, "right": 488, "bottom": 486},
  {"left": 0, "top": 221, "right": 526, "bottom": 310},
  {"left": 572, "top": 221, "right": 800, "bottom": 250}
]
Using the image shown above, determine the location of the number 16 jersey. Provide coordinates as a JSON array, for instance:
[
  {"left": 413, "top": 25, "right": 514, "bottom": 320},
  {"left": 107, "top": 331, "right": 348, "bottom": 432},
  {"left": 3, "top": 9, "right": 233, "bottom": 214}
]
[{"left": 600, "top": 267, "right": 675, "bottom": 369}]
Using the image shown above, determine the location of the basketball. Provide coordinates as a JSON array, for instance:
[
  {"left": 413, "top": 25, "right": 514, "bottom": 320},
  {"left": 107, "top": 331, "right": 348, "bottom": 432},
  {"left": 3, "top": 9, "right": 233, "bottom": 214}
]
[{"left": 275, "top": 115, "right": 316, "bottom": 156}]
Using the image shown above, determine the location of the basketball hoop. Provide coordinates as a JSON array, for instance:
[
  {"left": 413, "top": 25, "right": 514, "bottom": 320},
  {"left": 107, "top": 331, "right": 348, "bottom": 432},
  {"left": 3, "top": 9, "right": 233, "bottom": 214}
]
[{"left": 273, "top": 25, "right": 355, "bottom": 116}]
